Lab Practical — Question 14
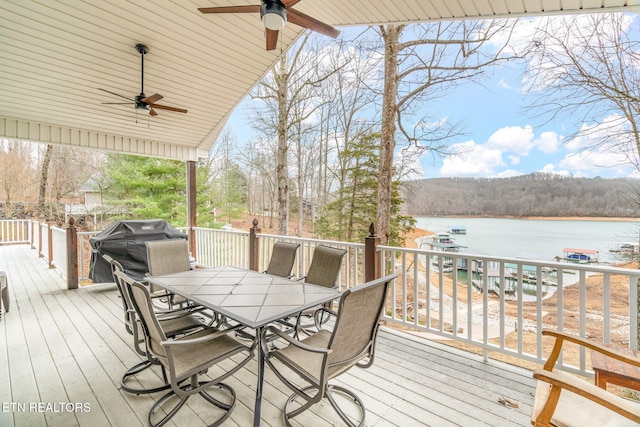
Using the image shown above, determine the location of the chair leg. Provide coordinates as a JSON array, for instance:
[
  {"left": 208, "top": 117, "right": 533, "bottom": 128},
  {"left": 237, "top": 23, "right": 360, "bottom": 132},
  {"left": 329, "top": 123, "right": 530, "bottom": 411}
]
[
  {"left": 326, "top": 384, "right": 366, "bottom": 427},
  {"left": 283, "top": 384, "right": 365, "bottom": 427},
  {"left": 149, "top": 381, "right": 236, "bottom": 427},
  {"left": 121, "top": 361, "right": 172, "bottom": 395}
]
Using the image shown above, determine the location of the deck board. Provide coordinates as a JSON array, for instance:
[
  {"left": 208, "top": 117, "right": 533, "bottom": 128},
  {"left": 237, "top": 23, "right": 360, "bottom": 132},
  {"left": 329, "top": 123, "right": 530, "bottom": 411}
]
[{"left": 0, "top": 245, "right": 535, "bottom": 426}]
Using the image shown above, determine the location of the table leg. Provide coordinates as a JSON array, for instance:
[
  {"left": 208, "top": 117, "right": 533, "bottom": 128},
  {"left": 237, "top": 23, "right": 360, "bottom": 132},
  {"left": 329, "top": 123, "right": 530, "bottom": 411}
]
[
  {"left": 253, "top": 325, "right": 264, "bottom": 427},
  {"left": 595, "top": 371, "right": 607, "bottom": 389}
]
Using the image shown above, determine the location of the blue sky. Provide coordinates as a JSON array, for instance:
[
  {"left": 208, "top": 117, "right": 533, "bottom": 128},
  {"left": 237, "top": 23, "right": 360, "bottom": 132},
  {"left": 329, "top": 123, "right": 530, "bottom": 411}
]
[{"left": 223, "top": 14, "right": 639, "bottom": 180}]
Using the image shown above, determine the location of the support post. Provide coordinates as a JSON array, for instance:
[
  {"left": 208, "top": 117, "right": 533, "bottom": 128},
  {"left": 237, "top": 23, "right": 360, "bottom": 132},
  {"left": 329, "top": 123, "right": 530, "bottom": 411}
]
[
  {"left": 47, "top": 224, "right": 53, "bottom": 269},
  {"left": 249, "top": 218, "right": 261, "bottom": 271},
  {"left": 365, "top": 223, "right": 381, "bottom": 281},
  {"left": 66, "top": 217, "right": 78, "bottom": 290},
  {"left": 186, "top": 160, "right": 197, "bottom": 259}
]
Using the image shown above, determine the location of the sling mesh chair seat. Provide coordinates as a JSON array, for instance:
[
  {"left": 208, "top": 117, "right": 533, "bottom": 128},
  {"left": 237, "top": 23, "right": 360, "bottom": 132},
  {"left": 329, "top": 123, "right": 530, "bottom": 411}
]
[
  {"left": 294, "top": 245, "right": 347, "bottom": 336},
  {"left": 105, "top": 255, "right": 206, "bottom": 395},
  {"left": 531, "top": 329, "right": 640, "bottom": 426},
  {"left": 261, "top": 274, "right": 396, "bottom": 427},
  {"left": 264, "top": 241, "right": 300, "bottom": 278},
  {"left": 120, "top": 270, "right": 255, "bottom": 427}
]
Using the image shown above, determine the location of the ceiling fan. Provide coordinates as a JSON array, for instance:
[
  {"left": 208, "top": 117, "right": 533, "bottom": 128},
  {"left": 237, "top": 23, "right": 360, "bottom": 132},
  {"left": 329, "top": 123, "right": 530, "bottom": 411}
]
[
  {"left": 198, "top": 0, "right": 340, "bottom": 51},
  {"left": 99, "top": 44, "right": 187, "bottom": 117}
]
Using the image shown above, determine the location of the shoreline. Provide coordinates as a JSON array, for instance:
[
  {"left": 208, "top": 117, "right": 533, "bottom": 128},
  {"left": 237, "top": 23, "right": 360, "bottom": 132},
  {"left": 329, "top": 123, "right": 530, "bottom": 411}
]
[{"left": 411, "top": 215, "right": 639, "bottom": 222}]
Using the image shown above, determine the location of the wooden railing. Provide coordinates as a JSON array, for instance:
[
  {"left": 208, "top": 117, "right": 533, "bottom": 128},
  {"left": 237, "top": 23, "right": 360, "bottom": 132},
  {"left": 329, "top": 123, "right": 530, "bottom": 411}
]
[{"left": 4, "top": 218, "right": 639, "bottom": 378}]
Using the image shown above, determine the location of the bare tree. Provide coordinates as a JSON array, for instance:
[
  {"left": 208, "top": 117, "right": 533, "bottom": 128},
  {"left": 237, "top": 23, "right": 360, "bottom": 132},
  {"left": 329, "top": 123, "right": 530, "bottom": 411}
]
[
  {"left": 38, "top": 144, "right": 53, "bottom": 217},
  {"left": 525, "top": 13, "right": 640, "bottom": 170},
  {"left": 524, "top": 12, "right": 640, "bottom": 347},
  {"left": 250, "top": 33, "right": 346, "bottom": 235},
  {"left": 376, "top": 20, "right": 519, "bottom": 244},
  {"left": 0, "top": 140, "right": 39, "bottom": 217}
]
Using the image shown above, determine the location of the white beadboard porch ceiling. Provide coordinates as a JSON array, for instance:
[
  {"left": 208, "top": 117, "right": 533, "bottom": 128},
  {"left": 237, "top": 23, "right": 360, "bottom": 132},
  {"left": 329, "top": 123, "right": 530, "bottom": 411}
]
[{"left": 0, "top": 0, "right": 637, "bottom": 161}]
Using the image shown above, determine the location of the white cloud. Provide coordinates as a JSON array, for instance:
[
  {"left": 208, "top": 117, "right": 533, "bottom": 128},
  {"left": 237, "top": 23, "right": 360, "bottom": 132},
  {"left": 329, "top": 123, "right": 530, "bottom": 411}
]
[
  {"left": 559, "top": 150, "right": 630, "bottom": 176},
  {"left": 508, "top": 155, "right": 519, "bottom": 165},
  {"left": 497, "top": 78, "right": 512, "bottom": 90},
  {"left": 534, "top": 131, "right": 561, "bottom": 154},
  {"left": 540, "top": 163, "right": 570, "bottom": 177},
  {"left": 494, "top": 169, "right": 522, "bottom": 178},
  {"left": 486, "top": 125, "right": 535, "bottom": 155},
  {"left": 439, "top": 140, "right": 505, "bottom": 177}
]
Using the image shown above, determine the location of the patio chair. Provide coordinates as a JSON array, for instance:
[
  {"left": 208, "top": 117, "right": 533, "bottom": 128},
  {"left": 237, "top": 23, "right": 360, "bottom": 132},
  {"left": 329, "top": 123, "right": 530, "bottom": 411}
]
[
  {"left": 0, "top": 271, "right": 8, "bottom": 321},
  {"left": 264, "top": 241, "right": 300, "bottom": 278},
  {"left": 531, "top": 329, "right": 640, "bottom": 426},
  {"left": 260, "top": 274, "right": 396, "bottom": 427},
  {"left": 124, "top": 272, "right": 254, "bottom": 427},
  {"left": 145, "top": 239, "right": 192, "bottom": 307},
  {"left": 294, "top": 245, "right": 347, "bottom": 335},
  {"left": 299, "top": 244, "right": 347, "bottom": 288},
  {"left": 107, "top": 258, "right": 205, "bottom": 395}
]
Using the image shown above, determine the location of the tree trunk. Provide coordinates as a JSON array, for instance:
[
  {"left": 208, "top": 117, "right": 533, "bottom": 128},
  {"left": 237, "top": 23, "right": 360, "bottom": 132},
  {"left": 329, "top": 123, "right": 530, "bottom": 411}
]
[
  {"left": 377, "top": 25, "right": 401, "bottom": 246},
  {"left": 297, "top": 136, "right": 303, "bottom": 236},
  {"left": 38, "top": 144, "right": 53, "bottom": 216},
  {"left": 276, "top": 57, "right": 289, "bottom": 236}
]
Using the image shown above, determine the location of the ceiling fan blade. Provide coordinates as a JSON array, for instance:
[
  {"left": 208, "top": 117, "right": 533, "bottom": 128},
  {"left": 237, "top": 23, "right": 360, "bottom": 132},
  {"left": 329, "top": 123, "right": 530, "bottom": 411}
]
[
  {"left": 198, "top": 5, "right": 260, "bottom": 14},
  {"left": 149, "top": 107, "right": 158, "bottom": 117},
  {"left": 142, "top": 93, "right": 163, "bottom": 104},
  {"left": 288, "top": 9, "right": 340, "bottom": 38},
  {"left": 98, "top": 88, "right": 133, "bottom": 101},
  {"left": 266, "top": 29, "right": 279, "bottom": 51},
  {"left": 151, "top": 104, "right": 187, "bottom": 114},
  {"left": 282, "top": 0, "right": 302, "bottom": 7}
]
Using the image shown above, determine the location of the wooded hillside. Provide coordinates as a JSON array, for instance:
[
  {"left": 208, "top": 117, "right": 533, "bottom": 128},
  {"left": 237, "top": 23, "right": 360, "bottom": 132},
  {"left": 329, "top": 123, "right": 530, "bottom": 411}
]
[{"left": 401, "top": 173, "right": 640, "bottom": 217}]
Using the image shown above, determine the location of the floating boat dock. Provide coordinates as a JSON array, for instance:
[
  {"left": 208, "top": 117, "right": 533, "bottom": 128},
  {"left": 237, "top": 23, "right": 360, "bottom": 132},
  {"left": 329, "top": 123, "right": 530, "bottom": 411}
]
[{"left": 562, "top": 248, "right": 599, "bottom": 263}]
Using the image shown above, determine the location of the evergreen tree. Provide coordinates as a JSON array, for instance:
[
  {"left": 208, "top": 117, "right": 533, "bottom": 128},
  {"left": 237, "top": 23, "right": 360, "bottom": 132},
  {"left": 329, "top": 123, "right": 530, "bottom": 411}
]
[
  {"left": 317, "top": 133, "right": 414, "bottom": 245},
  {"left": 103, "top": 154, "right": 215, "bottom": 226}
]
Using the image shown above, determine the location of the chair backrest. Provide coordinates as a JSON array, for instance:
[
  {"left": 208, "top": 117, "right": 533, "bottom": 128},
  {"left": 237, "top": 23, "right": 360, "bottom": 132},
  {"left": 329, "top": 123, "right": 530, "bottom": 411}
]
[
  {"left": 304, "top": 245, "right": 347, "bottom": 288},
  {"left": 145, "top": 239, "right": 190, "bottom": 276},
  {"left": 103, "top": 254, "right": 134, "bottom": 327},
  {"left": 265, "top": 242, "right": 300, "bottom": 278},
  {"left": 327, "top": 274, "right": 396, "bottom": 374},
  {"left": 115, "top": 270, "right": 168, "bottom": 360}
]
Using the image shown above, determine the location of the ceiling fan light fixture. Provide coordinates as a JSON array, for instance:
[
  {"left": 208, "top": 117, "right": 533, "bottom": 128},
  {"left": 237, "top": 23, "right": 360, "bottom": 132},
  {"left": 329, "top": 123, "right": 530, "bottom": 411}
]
[
  {"left": 135, "top": 103, "right": 151, "bottom": 115},
  {"left": 260, "top": 0, "right": 287, "bottom": 30}
]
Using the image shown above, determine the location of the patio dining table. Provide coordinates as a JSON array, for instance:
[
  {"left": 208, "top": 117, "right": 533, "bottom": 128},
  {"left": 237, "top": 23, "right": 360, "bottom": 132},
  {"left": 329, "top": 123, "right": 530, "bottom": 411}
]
[{"left": 146, "top": 265, "right": 342, "bottom": 427}]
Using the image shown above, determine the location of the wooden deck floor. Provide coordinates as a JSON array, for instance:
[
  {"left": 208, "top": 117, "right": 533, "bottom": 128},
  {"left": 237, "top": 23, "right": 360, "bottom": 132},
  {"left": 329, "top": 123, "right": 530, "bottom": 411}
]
[{"left": 0, "top": 245, "right": 535, "bottom": 427}]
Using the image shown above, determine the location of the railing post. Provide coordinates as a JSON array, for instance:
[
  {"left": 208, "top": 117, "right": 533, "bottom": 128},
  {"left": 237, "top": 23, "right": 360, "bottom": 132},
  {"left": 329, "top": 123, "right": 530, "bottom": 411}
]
[
  {"left": 66, "top": 217, "right": 78, "bottom": 290},
  {"left": 47, "top": 224, "right": 53, "bottom": 269},
  {"left": 30, "top": 219, "right": 35, "bottom": 249},
  {"left": 249, "top": 218, "right": 261, "bottom": 271},
  {"left": 38, "top": 219, "right": 43, "bottom": 257},
  {"left": 365, "top": 223, "right": 381, "bottom": 281}
]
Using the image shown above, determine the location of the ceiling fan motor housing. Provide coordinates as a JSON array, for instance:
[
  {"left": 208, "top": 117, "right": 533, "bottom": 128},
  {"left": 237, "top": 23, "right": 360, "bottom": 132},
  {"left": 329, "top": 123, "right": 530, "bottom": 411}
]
[
  {"left": 135, "top": 94, "right": 150, "bottom": 113},
  {"left": 261, "top": 0, "right": 287, "bottom": 30}
]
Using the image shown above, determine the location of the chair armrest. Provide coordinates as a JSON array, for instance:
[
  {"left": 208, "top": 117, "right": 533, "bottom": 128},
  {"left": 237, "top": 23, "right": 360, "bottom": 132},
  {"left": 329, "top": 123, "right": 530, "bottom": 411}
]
[
  {"left": 154, "top": 305, "right": 207, "bottom": 319},
  {"left": 260, "top": 325, "right": 332, "bottom": 355},
  {"left": 313, "top": 307, "right": 337, "bottom": 330},
  {"left": 533, "top": 368, "right": 640, "bottom": 422},
  {"left": 161, "top": 324, "right": 244, "bottom": 347},
  {"left": 541, "top": 329, "right": 640, "bottom": 371}
]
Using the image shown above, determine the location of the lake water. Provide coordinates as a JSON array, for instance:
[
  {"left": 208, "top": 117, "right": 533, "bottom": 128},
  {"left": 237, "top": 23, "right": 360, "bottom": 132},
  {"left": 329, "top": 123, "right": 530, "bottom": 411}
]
[{"left": 413, "top": 217, "right": 640, "bottom": 265}]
